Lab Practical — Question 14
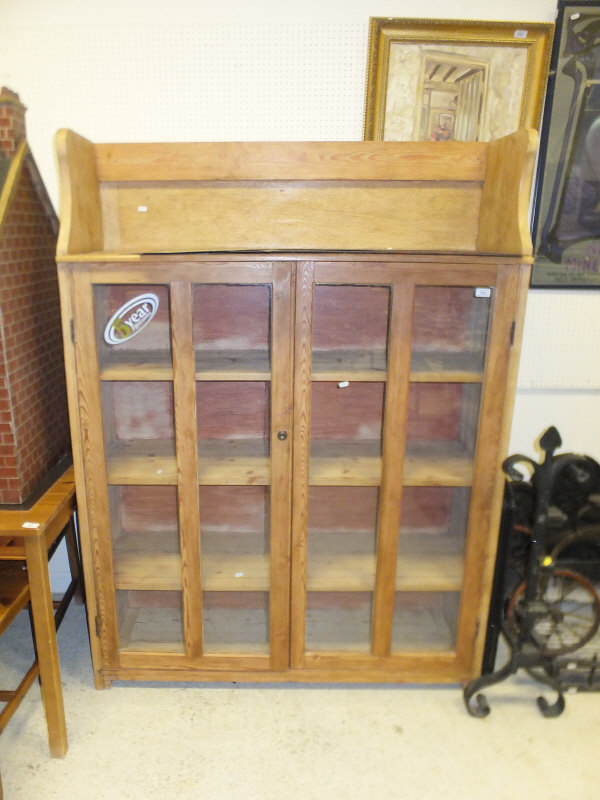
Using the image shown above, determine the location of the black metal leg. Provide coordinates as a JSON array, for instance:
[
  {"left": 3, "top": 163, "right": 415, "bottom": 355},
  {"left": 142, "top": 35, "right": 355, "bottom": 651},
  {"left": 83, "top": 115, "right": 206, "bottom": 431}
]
[{"left": 464, "top": 624, "right": 566, "bottom": 718}]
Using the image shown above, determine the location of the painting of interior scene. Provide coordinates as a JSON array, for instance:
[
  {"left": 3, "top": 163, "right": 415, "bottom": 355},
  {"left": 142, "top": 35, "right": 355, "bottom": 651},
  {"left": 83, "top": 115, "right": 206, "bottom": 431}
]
[{"left": 383, "top": 43, "right": 528, "bottom": 142}]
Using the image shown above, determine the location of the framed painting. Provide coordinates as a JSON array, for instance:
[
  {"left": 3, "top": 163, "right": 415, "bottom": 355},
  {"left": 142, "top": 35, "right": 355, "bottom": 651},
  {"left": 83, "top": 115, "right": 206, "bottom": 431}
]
[
  {"left": 531, "top": 1, "right": 600, "bottom": 287},
  {"left": 364, "top": 17, "right": 554, "bottom": 143}
]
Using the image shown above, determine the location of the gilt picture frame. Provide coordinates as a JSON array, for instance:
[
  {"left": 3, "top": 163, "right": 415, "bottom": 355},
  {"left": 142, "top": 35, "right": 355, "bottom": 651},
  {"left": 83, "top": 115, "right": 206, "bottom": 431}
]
[
  {"left": 531, "top": 1, "right": 600, "bottom": 287},
  {"left": 364, "top": 18, "right": 554, "bottom": 143}
]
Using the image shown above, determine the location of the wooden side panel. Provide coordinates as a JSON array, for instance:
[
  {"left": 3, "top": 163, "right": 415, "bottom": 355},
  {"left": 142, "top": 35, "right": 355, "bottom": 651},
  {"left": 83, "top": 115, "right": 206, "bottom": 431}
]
[
  {"left": 477, "top": 129, "right": 538, "bottom": 256},
  {"left": 95, "top": 140, "right": 487, "bottom": 182},
  {"left": 69, "top": 273, "right": 120, "bottom": 668},
  {"left": 455, "top": 264, "right": 525, "bottom": 673},
  {"left": 54, "top": 129, "right": 103, "bottom": 255},
  {"left": 56, "top": 265, "right": 107, "bottom": 687}
]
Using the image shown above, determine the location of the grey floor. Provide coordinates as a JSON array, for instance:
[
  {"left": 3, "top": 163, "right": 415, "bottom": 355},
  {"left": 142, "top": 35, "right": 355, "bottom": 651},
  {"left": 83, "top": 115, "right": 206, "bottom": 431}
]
[{"left": 1, "top": 602, "right": 600, "bottom": 800}]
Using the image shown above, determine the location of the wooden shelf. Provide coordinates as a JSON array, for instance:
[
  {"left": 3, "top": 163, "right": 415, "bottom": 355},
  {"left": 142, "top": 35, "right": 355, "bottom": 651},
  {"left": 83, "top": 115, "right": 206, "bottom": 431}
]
[
  {"left": 307, "top": 532, "right": 464, "bottom": 592},
  {"left": 410, "top": 351, "right": 484, "bottom": 383},
  {"left": 118, "top": 603, "right": 185, "bottom": 653},
  {"left": 198, "top": 440, "right": 270, "bottom": 485},
  {"left": 203, "top": 605, "right": 270, "bottom": 655},
  {"left": 106, "top": 440, "right": 178, "bottom": 484},
  {"left": 113, "top": 530, "right": 270, "bottom": 592},
  {"left": 99, "top": 349, "right": 270, "bottom": 381},
  {"left": 308, "top": 440, "right": 474, "bottom": 486},
  {"left": 113, "top": 529, "right": 463, "bottom": 595},
  {"left": 312, "top": 350, "right": 387, "bottom": 381},
  {"left": 391, "top": 608, "right": 457, "bottom": 652},
  {"left": 305, "top": 605, "right": 457, "bottom": 653},
  {"left": 195, "top": 350, "right": 270, "bottom": 380},
  {"left": 310, "top": 349, "right": 484, "bottom": 383},
  {"left": 106, "top": 439, "right": 270, "bottom": 485},
  {"left": 117, "top": 589, "right": 269, "bottom": 654},
  {"left": 99, "top": 350, "right": 173, "bottom": 380}
]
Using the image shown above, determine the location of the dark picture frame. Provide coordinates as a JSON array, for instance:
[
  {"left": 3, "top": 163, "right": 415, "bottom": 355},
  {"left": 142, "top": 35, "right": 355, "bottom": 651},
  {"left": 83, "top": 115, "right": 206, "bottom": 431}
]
[{"left": 532, "top": 1, "right": 600, "bottom": 287}]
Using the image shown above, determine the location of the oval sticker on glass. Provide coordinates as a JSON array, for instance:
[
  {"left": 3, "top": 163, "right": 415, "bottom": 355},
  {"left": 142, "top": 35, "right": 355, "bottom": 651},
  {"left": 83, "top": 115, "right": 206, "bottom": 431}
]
[{"left": 103, "top": 293, "right": 159, "bottom": 345}]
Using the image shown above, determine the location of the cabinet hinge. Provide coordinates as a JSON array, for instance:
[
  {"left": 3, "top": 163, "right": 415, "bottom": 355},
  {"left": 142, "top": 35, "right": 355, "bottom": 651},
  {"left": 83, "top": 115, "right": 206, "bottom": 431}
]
[
  {"left": 509, "top": 320, "right": 516, "bottom": 346},
  {"left": 70, "top": 319, "right": 75, "bottom": 343},
  {"left": 95, "top": 615, "right": 101, "bottom": 637}
]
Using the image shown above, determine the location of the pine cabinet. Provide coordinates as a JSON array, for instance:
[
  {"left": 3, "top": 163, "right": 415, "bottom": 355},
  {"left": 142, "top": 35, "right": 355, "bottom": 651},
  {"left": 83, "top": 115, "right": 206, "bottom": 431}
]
[{"left": 55, "top": 130, "right": 536, "bottom": 687}]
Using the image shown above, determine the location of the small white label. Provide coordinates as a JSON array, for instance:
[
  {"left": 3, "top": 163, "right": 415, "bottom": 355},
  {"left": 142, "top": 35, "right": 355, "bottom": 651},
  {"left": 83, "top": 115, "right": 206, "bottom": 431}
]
[
  {"left": 514, "top": 29, "right": 528, "bottom": 39},
  {"left": 338, "top": 381, "right": 350, "bottom": 388},
  {"left": 156, "top": 469, "right": 163, "bottom": 475},
  {"left": 570, "top": 13, "right": 581, "bottom": 20},
  {"left": 22, "top": 521, "right": 40, "bottom": 529},
  {"left": 235, "top": 572, "right": 244, "bottom": 578},
  {"left": 475, "top": 287, "right": 492, "bottom": 298},
  {"left": 137, "top": 205, "right": 148, "bottom": 212}
]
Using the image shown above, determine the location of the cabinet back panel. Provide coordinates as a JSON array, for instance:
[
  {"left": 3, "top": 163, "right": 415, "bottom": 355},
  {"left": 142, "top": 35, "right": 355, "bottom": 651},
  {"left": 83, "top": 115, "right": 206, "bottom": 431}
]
[
  {"left": 198, "top": 486, "right": 268, "bottom": 531},
  {"left": 310, "top": 382, "right": 385, "bottom": 440},
  {"left": 400, "top": 487, "right": 455, "bottom": 531},
  {"left": 196, "top": 382, "right": 270, "bottom": 439},
  {"left": 406, "top": 384, "right": 462, "bottom": 441},
  {"left": 412, "top": 286, "right": 491, "bottom": 352},
  {"left": 101, "top": 182, "right": 481, "bottom": 253},
  {"left": 312, "top": 285, "right": 390, "bottom": 350},
  {"left": 118, "top": 485, "right": 178, "bottom": 532},
  {"left": 308, "top": 487, "right": 379, "bottom": 532},
  {"left": 109, "top": 382, "right": 174, "bottom": 440},
  {"left": 193, "top": 284, "right": 270, "bottom": 350}
]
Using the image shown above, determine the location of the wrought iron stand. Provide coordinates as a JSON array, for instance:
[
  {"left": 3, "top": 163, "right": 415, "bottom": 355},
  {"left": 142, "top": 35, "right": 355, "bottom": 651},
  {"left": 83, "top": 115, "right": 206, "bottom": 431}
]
[{"left": 464, "top": 426, "right": 595, "bottom": 717}]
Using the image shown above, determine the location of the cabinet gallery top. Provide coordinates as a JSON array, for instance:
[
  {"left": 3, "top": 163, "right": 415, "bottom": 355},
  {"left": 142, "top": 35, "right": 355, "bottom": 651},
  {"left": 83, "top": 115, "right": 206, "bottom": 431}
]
[{"left": 54, "top": 130, "right": 537, "bottom": 260}]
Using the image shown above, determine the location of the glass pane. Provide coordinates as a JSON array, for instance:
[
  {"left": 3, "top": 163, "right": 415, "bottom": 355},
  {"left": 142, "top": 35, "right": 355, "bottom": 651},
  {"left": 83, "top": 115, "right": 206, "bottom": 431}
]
[
  {"left": 307, "top": 284, "right": 390, "bottom": 654},
  {"left": 306, "top": 487, "right": 378, "bottom": 651},
  {"left": 110, "top": 485, "right": 183, "bottom": 651},
  {"left": 306, "top": 593, "right": 373, "bottom": 652},
  {"left": 193, "top": 284, "right": 271, "bottom": 377},
  {"left": 196, "top": 381, "right": 270, "bottom": 485},
  {"left": 203, "top": 592, "right": 269, "bottom": 653},
  {"left": 411, "top": 286, "right": 491, "bottom": 378},
  {"left": 392, "top": 592, "right": 459, "bottom": 652},
  {"left": 312, "top": 285, "right": 390, "bottom": 378},
  {"left": 101, "top": 381, "right": 175, "bottom": 481},
  {"left": 405, "top": 382, "right": 482, "bottom": 477},
  {"left": 392, "top": 285, "right": 491, "bottom": 652},
  {"left": 199, "top": 463, "right": 270, "bottom": 654},
  {"left": 393, "top": 487, "right": 470, "bottom": 651},
  {"left": 95, "top": 284, "right": 172, "bottom": 377}
]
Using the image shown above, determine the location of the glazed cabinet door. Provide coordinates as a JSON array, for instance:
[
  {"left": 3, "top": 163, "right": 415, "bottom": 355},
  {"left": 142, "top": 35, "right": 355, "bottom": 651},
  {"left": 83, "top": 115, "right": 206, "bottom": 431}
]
[
  {"left": 290, "top": 260, "right": 523, "bottom": 679},
  {"left": 70, "top": 261, "right": 293, "bottom": 674}
]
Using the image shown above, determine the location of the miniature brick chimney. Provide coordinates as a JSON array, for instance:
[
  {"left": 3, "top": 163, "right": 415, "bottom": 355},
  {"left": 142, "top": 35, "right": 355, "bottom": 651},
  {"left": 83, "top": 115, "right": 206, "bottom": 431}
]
[
  {"left": 0, "top": 87, "right": 26, "bottom": 157},
  {"left": 0, "top": 89, "right": 71, "bottom": 504}
]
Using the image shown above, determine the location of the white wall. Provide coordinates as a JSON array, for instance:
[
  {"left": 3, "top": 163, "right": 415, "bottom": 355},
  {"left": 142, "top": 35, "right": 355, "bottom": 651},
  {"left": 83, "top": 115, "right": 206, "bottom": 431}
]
[{"left": 2, "top": 0, "right": 598, "bottom": 588}]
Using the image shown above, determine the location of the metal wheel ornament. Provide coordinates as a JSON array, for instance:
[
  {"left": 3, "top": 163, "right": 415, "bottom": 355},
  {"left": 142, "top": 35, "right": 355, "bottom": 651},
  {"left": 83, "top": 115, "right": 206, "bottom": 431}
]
[{"left": 507, "top": 568, "right": 600, "bottom": 657}]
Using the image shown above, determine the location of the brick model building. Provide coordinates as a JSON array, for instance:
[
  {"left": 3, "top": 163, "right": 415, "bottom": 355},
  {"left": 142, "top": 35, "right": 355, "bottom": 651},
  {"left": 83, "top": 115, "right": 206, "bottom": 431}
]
[{"left": 0, "top": 88, "right": 70, "bottom": 504}]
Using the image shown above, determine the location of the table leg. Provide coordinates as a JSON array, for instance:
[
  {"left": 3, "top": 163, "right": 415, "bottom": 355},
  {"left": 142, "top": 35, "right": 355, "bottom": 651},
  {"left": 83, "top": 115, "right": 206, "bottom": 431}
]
[{"left": 24, "top": 535, "right": 68, "bottom": 758}]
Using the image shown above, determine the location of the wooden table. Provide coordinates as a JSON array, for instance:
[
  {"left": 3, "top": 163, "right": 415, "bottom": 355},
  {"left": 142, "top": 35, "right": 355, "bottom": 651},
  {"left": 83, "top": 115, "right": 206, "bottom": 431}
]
[{"left": 0, "top": 465, "right": 77, "bottom": 757}]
